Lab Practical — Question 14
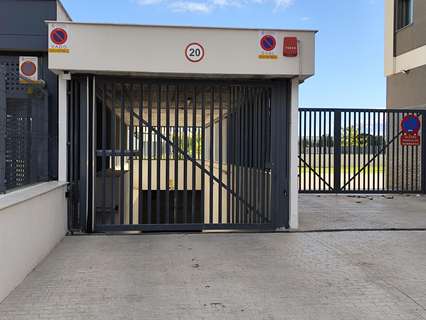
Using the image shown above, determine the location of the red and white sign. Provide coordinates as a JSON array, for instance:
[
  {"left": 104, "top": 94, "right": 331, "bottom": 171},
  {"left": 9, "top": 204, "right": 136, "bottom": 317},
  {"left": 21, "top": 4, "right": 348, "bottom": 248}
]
[
  {"left": 48, "top": 24, "right": 70, "bottom": 53},
  {"left": 400, "top": 134, "right": 420, "bottom": 146},
  {"left": 400, "top": 114, "right": 421, "bottom": 146},
  {"left": 283, "top": 37, "right": 298, "bottom": 57},
  {"left": 185, "top": 43, "right": 205, "bottom": 63},
  {"left": 19, "top": 56, "right": 38, "bottom": 83}
]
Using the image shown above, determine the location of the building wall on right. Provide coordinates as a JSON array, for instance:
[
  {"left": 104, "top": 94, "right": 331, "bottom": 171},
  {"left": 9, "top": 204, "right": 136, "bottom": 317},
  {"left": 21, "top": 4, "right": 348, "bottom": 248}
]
[
  {"left": 387, "top": 64, "right": 426, "bottom": 108},
  {"left": 385, "top": 0, "right": 426, "bottom": 109}
]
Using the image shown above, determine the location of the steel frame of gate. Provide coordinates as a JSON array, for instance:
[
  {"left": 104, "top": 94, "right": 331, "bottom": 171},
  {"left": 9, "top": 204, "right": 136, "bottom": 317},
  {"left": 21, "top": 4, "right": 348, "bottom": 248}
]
[
  {"left": 68, "top": 75, "right": 290, "bottom": 232},
  {"left": 299, "top": 108, "right": 426, "bottom": 194}
]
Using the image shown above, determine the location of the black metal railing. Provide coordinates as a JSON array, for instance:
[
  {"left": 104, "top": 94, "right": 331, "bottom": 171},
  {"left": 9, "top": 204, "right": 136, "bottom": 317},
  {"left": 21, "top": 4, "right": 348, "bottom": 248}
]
[{"left": 299, "top": 108, "right": 426, "bottom": 193}]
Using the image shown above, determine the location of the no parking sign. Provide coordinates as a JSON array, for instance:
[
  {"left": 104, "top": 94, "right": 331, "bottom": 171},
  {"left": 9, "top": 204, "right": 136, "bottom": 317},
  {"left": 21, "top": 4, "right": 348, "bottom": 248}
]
[
  {"left": 400, "top": 114, "right": 421, "bottom": 146},
  {"left": 258, "top": 32, "right": 278, "bottom": 60},
  {"left": 19, "top": 56, "right": 38, "bottom": 83},
  {"left": 48, "top": 24, "right": 70, "bottom": 53}
]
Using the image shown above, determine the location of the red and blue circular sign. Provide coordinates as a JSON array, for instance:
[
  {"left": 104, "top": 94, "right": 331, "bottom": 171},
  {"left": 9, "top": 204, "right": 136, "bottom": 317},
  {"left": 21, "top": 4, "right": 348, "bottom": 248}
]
[
  {"left": 401, "top": 114, "right": 421, "bottom": 134},
  {"left": 20, "top": 61, "right": 37, "bottom": 77},
  {"left": 260, "top": 35, "right": 276, "bottom": 52},
  {"left": 50, "top": 28, "right": 68, "bottom": 45}
]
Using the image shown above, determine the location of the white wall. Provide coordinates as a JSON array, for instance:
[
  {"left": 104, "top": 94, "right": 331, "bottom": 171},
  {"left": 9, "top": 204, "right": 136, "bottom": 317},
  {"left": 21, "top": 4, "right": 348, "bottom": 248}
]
[
  {"left": 48, "top": 22, "right": 315, "bottom": 79},
  {"left": 0, "top": 182, "right": 68, "bottom": 303},
  {"left": 289, "top": 78, "right": 299, "bottom": 229}
]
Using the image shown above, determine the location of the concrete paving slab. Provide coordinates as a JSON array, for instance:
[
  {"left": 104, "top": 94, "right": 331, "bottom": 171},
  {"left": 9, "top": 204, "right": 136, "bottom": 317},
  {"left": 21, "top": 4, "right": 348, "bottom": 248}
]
[
  {"left": 299, "top": 194, "right": 426, "bottom": 230},
  {"left": 0, "top": 232, "right": 425, "bottom": 320}
]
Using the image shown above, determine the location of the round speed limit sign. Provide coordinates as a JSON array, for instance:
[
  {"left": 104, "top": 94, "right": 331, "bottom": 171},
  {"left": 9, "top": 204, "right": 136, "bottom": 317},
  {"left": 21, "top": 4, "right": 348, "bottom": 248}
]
[{"left": 185, "top": 43, "right": 205, "bottom": 62}]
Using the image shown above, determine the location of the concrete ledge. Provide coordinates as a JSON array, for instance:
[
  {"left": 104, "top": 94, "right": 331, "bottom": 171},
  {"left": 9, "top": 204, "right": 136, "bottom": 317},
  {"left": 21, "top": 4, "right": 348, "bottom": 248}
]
[
  {"left": 0, "top": 182, "right": 68, "bottom": 303},
  {"left": 0, "top": 181, "right": 68, "bottom": 212}
]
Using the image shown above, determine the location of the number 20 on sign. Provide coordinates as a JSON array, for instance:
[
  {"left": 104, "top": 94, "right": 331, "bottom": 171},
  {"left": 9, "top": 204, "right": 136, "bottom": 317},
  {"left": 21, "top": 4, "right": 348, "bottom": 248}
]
[{"left": 185, "top": 43, "right": 205, "bottom": 63}]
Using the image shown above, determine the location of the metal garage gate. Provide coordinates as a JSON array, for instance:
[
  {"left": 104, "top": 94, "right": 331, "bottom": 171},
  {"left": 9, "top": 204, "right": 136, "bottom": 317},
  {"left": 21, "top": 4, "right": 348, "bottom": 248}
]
[
  {"left": 68, "top": 77, "right": 290, "bottom": 232},
  {"left": 298, "top": 108, "right": 426, "bottom": 193}
]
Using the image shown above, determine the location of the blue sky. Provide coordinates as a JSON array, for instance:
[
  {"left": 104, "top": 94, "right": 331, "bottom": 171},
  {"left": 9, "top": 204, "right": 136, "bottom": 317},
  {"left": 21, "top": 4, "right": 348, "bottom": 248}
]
[{"left": 61, "top": 0, "right": 386, "bottom": 108}]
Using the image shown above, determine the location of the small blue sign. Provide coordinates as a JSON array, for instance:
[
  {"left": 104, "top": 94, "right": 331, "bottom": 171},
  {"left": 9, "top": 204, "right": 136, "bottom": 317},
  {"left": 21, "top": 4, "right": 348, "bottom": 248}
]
[{"left": 401, "top": 115, "right": 421, "bottom": 134}]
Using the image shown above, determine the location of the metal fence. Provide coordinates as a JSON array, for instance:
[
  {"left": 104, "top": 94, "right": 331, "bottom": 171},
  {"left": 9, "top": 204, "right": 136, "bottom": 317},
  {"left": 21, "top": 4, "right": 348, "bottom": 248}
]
[
  {"left": 0, "top": 56, "right": 50, "bottom": 193},
  {"left": 299, "top": 108, "right": 426, "bottom": 193}
]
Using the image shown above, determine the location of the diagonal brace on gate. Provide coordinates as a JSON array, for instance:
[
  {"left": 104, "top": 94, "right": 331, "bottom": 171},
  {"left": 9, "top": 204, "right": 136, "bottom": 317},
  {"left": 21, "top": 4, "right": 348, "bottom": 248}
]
[
  {"left": 341, "top": 114, "right": 421, "bottom": 190},
  {"left": 298, "top": 155, "right": 333, "bottom": 190},
  {"left": 119, "top": 109, "right": 271, "bottom": 224}
]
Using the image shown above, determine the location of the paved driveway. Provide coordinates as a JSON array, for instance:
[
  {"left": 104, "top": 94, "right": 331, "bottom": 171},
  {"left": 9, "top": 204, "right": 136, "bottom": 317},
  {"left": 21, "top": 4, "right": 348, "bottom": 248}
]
[
  {"left": 1, "top": 231, "right": 426, "bottom": 320},
  {"left": 299, "top": 194, "right": 426, "bottom": 230}
]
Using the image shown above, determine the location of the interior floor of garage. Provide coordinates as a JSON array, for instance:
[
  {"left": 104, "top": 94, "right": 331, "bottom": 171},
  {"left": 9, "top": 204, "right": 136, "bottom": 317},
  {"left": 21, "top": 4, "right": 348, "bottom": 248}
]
[
  {"left": 299, "top": 194, "right": 426, "bottom": 231},
  {"left": 1, "top": 230, "right": 425, "bottom": 320}
]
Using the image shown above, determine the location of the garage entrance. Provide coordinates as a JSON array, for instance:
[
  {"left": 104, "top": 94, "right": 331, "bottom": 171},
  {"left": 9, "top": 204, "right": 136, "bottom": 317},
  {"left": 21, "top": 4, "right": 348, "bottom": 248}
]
[{"left": 69, "top": 76, "right": 290, "bottom": 232}]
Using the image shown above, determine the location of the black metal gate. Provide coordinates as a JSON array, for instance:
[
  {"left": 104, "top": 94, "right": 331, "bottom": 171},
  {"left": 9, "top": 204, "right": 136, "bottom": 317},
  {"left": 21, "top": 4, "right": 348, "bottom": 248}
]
[
  {"left": 299, "top": 108, "right": 426, "bottom": 193},
  {"left": 69, "top": 76, "right": 290, "bottom": 232}
]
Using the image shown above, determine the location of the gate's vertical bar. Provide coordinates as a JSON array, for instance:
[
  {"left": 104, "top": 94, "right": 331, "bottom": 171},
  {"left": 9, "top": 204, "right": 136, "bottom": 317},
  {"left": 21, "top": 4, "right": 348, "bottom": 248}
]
[
  {"left": 357, "top": 111, "right": 361, "bottom": 191},
  {"left": 254, "top": 89, "right": 260, "bottom": 222},
  {"left": 402, "top": 112, "right": 406, "bottom": 191},
  {"left": 396, "top": 112, "right": 400, "bottom": 191},
  {"left": 270, "top": 82, "right": 289, "bottom": 228},
  {"left": 410, "top": 112, "right": 415, "bottom": 191},
  {"left": 174, "top": 86, "right": 179, "bottom": 223},
  {"left": 218, "top": 87, "right": 223, "bottom": 224},
  {"left": 119, "top": 84, "right": 125, "bottom": 225},
  {"left": 322, "top": 111, "right": 326, "bottom": 191},
  {"left": 342, "top": 112, "right": 346, "bottom": 190},
  {"left": 139, "top": 84, "right": 144, "bottom": 224},
  {"left": 147, "top": 84, "right": 152, "bottom": 224},
  {"left": 386, "top": 111, "right": 390, "bottom": 191},
  {"left": 201, "top": 86, "right": 206, "bottom": 224},
  {"left": 367, "top": 112, "right": 371, "bottom": 192},
  {"left": 363, "top": 111, "right": 366, "bottom": 191},
  {"left": 230, "top": 87, "right": 235, "bottom": 223},
  {"left": 248, "top": 89, "right": 254, "bottom": 223},
  {"left": 260, "top": 89, "right": 266, "bottom": 221},
  {"left": 101, "top": 83, "right": 107, "bottom": 221},
  {"left": 382, "top": 111, "right": 386, "bottom": 192},
  {"left": 313, "top": 111, "right": 317, "bottom": 191},
  {"left": 209, "top": 87, "right": 214, "bottom": 224},
  {"left": 303, "top": 110, "right": 307, "bottom": 191},
  {"left": 328, "top": 111, "right": 332, "bottom": 190},
  {"left": 125, "top": 86, "right": 132, "bottom": 225},
  {"left": 243, "top": 87, "right": 249, "bottom": 223},
  {"left": 334, "top": 111, "right": 342, "bottom": 192},
  {"left": 422, "top": 111, "right": 426, "bottom": 193},
  {"left": 373, "top": 112, "right": 377, "bottom": 191},
  {"left": 191, "top": 86, "right": 196, "bottom": 224},
  {"left": 226, "top": 87, "right": 232, "bottom": 224},
  {"left": 165, "top": 85, "right": 171, "bottom": 224},
  {"left": 183, "top": 85, "right": 188, "bottom": 224},
  {"left": 156, "top": 84, "right": 161, "bottom": 224},
  {"left": 235, "top": 87, "right": 241, "bottom": 223},
  {"left": 110, "top": 84, "right": 116, "bottom": 224},
  {"left": 298, "top": 110, "right": 302, "bottom": 191}
]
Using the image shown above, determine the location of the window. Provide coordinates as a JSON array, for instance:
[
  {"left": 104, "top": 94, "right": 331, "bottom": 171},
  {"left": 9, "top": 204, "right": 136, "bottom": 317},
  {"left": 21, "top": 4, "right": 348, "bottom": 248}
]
[{"left": 396, "top": 0, "right": 413, "bottom": 30}]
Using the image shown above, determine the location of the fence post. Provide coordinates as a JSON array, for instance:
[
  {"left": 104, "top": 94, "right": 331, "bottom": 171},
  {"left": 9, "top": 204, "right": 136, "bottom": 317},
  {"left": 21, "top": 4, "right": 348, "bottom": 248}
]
[
  {"left": 422, "top": 111, "right": 426, "bottom": 194},
  {"left": 334, "top": 111, "right": 342, "bottom": 192},
  {"left": 0, "top": 66, "right": 6, "bottom": 193}
]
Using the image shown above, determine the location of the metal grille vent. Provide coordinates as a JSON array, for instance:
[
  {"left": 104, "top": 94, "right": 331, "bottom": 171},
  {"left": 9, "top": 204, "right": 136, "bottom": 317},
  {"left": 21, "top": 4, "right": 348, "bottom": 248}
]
[
  {"left": 5, "top": 98, "right": 32, "bottom": 189},
  {"left": 0, "top": 56, "right": 27, "bottom": 94}
]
